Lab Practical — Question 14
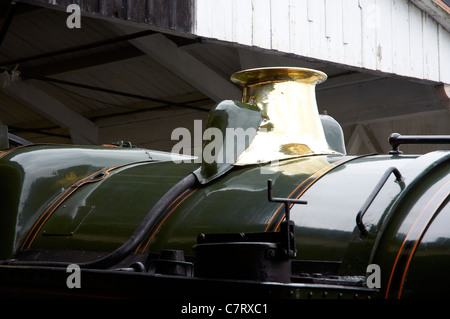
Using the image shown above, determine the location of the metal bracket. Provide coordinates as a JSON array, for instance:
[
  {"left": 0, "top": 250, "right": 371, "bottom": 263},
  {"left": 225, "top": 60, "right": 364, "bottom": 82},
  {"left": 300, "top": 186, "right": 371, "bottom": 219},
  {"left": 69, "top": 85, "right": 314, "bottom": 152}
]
[
  {"left": 267, "top": 179, "right": 307, "bottom": 222},
  {"left": 196, "top": 180, "right": 308, "bottom": 260},
  {"left": 267, "top": 179, "right": 307, "bottom": 258}
]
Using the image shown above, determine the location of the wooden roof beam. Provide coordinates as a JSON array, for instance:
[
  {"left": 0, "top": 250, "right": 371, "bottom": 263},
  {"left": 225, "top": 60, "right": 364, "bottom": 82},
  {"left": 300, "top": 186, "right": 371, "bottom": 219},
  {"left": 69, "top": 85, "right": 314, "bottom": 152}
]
[
  {"left": 410, "top": 0, "right": 450, "bottom": 32},
  {"left": 114, "top": 26, "right": 241, "bottom": 102},
  {"left": 1, "top": 77, "right": 98, "bottom": 144}
]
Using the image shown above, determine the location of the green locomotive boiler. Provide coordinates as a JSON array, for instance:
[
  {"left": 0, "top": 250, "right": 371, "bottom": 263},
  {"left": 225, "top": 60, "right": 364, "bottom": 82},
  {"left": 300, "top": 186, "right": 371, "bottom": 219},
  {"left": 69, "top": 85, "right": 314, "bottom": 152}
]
[{"left": 0, "top": 67, "right": 449, "bottom": 299}]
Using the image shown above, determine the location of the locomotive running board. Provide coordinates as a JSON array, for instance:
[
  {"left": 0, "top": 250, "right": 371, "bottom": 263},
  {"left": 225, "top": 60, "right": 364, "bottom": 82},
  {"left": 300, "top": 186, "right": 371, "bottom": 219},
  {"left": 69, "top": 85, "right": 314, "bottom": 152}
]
[{"left": 0, "top": 264, "right": 379, "bottom": 300}]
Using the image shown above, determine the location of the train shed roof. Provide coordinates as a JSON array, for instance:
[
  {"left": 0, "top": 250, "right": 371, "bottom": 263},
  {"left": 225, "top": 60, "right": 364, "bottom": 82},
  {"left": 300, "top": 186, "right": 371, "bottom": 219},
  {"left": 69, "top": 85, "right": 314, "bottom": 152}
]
[{"left": 0, "top": 0, "right": 448, "bottom": 155}]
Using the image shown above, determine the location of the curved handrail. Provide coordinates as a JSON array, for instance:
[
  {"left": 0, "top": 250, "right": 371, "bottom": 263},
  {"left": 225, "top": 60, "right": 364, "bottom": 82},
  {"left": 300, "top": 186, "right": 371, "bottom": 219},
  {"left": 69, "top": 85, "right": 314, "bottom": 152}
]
[{"left": 356, "top": 167, "right": 404, "bottom": 236}]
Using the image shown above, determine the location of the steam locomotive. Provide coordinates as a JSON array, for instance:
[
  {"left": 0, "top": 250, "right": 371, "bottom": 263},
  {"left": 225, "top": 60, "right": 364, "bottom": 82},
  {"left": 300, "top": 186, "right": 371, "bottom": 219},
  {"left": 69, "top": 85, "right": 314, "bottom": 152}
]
[{"left": 0, "top": 67, "right": 449, "bottom": 299}]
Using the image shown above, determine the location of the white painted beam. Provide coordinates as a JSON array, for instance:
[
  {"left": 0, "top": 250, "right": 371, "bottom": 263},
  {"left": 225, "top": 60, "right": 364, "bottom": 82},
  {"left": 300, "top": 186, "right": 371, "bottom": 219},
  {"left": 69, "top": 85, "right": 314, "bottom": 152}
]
[
  {"left": 357, "top": 124, "right": 382, "bottom": 154},
  {"left": 410, "top": 0, "right": 450, "bottom": 32},
  {"left": 114, "top": 25, "right": 241, "bottom": 102},
  {"left": 346, "top": 123, "right": 382, "bottom": 154},
  {"left": 1, "top": 78, "right": 98, "bottom": 144},
  {"left": 346, "top": 125, "right": 363, "bottom": 155}
]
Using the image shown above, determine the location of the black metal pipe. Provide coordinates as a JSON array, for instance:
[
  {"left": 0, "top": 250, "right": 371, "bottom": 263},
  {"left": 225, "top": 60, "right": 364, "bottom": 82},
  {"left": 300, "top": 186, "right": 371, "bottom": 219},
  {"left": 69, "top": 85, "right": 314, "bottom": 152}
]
[
  {"left": 267, "top": 179, "right": 307, "bottom": 222},
  {"left": 389, "top": 133, "right": 450, "bottom": 155}
]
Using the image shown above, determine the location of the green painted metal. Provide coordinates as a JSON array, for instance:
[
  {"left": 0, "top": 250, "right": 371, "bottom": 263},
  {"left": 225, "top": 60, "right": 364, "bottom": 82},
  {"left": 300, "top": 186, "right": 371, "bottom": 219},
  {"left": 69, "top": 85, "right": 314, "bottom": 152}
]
[
  {"left": 31, "top": 160, "right": 198, "bottom": 253},
  {"left": 369, "top": 152, "right": 450, "bottom": 298},
  {"left": 0, "top": 144, "right": 196, "bottom": 258},
  {"left": 0, "top": 110, "right": 449, "bottom": 299},
  {"left": 193, "top": 100, "right": 262, "bottom": 184}
]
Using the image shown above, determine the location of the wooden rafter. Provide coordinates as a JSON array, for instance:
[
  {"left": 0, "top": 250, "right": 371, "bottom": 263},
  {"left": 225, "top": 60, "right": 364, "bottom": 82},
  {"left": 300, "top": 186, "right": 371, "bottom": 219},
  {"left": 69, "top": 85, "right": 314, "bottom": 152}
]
[
  {"left": 2, "top": 78, "right": 98, "bottom": 144},
  {"left": 120, "top": 31, "right": 242, "bottom": 102}
]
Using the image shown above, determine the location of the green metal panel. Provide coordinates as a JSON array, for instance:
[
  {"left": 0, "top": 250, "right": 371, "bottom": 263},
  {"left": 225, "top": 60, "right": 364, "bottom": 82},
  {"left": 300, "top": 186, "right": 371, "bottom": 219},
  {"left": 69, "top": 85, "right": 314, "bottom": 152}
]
[
  {"left": 368, "top": 152, "right": 450, "bottom": 298},
  {"left": 1, "top": 141, "right": 449, "bottom": 299},
  {"left": 0, "top": 144, "right": 195, "bottom": 258},
  {"left": 402, "top": 198, "right": 450, "bottom": 298},
  {"left": 193, "top": 100, "right": 262, "bottom": 184},
  {"left": 145, "top": 154, "right": 418, "bottom": 264},
  {"left": 146, "top": 155, "right": 338, "bottom": 255},
  {"left": 31, "top": 160, "right": 197, "bottom": 253}
]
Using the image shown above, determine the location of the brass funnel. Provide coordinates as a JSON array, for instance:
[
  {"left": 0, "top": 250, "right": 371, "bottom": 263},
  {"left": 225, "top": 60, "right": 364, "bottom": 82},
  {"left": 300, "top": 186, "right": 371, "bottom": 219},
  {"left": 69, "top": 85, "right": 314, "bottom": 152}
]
[{"left": 230, "top": 67, "right": 336, "bottom": 165}]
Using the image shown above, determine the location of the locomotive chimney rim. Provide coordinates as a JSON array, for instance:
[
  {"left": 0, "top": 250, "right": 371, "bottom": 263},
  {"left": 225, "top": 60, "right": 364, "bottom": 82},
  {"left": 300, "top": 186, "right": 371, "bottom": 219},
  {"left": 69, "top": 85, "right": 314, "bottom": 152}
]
[{"left": 230, "top": 67, "right": 327, "bottom": 87}]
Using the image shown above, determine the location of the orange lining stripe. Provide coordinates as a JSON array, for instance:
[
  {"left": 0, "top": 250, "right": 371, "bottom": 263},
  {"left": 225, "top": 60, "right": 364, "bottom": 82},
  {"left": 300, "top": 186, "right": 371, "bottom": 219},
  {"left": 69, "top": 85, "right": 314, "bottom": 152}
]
[
  {"left": 385, "top": 179, "right": 450, "bottom": 299},
  {"left": 265, "top": 157, "right": 350, "bottom": 232},
  {"left": 133, "top": 188, "right": 192, "bottom": 254},
  {"left": 0, "top": 145, "right": 27, "bottom": 159},
  {"left": 137, "top": 188, "right": 197, "bottom": 253},
  {"left": 25, "top": 187, "right": 78, "bottom": 249},
  {"left": 21, "top": 162, "right": 140, "bottom": 250},
  {"left": 20, "top": 168, "right": 106, "bottom": 250},
  {"left": 273, "top": 167, "right": 332, "bottom": 232},
  {"left": 397, "top": 191, "right": 449, "bottom": 298},
  {"left": 264, "top": 165, "right": 331, "bottom": 232}
]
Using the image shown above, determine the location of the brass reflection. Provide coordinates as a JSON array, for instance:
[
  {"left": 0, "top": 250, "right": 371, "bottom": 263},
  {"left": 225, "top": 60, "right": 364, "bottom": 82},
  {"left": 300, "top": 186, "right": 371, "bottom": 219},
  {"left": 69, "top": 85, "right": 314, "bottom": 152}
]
[{"left": 230, "top": 67, "right": 336, "bottom": 165}]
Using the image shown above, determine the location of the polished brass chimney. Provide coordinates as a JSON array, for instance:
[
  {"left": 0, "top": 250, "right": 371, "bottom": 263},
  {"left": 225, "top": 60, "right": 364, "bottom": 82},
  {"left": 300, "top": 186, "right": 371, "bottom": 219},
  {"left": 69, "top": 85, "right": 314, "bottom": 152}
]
[{"left": 230, "top": 67, "right": 336, "bottom": 165}]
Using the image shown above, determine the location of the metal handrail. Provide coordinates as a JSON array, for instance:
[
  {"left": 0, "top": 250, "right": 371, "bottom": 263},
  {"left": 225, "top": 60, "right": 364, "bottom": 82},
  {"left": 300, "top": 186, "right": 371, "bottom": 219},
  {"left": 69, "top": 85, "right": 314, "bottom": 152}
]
[{"left": 356, "top": 167, "right": 404, "bottom": 236}]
